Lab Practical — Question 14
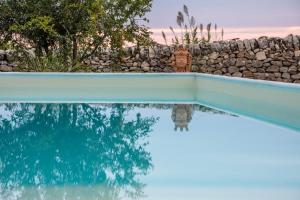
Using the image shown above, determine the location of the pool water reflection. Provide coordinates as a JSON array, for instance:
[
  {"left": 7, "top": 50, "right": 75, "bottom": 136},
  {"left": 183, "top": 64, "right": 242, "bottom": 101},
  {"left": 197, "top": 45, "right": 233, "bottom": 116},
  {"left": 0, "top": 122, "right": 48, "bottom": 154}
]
[{"left": 0, "top": 103, "right": 299, "bottom": 200}]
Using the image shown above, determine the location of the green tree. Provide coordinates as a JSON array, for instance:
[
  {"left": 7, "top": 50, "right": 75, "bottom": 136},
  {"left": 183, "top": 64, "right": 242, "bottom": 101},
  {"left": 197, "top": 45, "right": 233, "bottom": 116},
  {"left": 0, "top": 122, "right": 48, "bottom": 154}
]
[{"left": 0, "top": 0, "right": 153, "bottom": 69}]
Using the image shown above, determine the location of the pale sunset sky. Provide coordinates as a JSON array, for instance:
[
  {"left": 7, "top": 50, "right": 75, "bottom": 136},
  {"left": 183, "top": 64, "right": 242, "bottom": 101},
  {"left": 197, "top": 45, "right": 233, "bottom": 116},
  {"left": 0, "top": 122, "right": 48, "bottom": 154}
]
[{"left": 147, "top": 0, "right": 300, "bottom": 43}]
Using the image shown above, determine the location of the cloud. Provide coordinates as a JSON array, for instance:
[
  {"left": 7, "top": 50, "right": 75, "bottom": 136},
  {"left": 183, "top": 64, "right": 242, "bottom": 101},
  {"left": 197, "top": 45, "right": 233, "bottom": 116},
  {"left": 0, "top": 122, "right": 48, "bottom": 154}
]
[{"left": 150, "top": 26, "right": 300, "bottom": 44}]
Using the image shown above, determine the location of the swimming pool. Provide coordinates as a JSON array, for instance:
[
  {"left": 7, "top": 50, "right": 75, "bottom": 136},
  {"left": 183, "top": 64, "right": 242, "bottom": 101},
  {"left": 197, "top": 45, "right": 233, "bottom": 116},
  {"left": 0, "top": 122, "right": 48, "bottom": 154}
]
[{"left": 0, "top": 73, "right": 300, "bottom": 200}]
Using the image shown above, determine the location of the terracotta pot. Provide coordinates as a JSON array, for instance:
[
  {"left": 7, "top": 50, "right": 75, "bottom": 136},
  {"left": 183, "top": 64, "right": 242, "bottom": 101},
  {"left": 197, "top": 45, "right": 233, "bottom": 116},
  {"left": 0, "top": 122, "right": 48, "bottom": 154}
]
[{"left": 171, "top": 47, "right": 192, "bottom": 72}]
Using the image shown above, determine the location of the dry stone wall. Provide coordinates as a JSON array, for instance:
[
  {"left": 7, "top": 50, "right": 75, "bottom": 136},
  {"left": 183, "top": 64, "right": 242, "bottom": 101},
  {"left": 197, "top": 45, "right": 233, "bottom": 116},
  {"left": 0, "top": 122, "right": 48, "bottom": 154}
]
[{"left": 1, "top": 35, "right": 300, "bottom": 83}]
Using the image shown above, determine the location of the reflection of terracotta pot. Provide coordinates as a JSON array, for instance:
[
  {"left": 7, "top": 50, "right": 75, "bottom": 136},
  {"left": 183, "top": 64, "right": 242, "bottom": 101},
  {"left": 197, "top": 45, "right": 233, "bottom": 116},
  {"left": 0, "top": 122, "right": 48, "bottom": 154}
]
[
  {"left": 171, "top": 47, "right": 192, "bottom": 72},
  {"left": 171, "top": 104, "right": 193, "bottom": 132}
]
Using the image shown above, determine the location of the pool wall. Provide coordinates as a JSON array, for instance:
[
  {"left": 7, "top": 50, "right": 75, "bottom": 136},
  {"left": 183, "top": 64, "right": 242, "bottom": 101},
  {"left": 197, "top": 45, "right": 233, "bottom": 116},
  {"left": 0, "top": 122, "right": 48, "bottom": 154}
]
[{"left": 0, "top": 72, "right": 300, "bottom": 130}]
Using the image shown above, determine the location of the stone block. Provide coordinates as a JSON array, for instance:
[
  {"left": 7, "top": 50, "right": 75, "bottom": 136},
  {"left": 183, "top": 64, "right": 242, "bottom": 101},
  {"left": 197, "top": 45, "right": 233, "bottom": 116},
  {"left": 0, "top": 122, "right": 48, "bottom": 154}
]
[
  {"left": 291, "top": 73, "right": 300, "bottom": 80},
  {"left": 237, "top": 40, "right": 245, "bottom": 51},
  {"left": 243, "top": 71, "right": 254, "bottom": 78},
  {"left": 213, "top": 70, "right": 223, "bottom": 75},
  {"left": 282, "top": 72, "right": 290, "bottom": 79},
  {"left": 280, "top": 67, "right": 288, "bottom": 73},
  {"left": 256, "top": 51, "right": 267, "bottom": 61},
  {"left": 271, "top": 61, "right": 283, "bottom": 67},
  {"left": 236, "top": 58, "right": 246, "bottom": 67},
  {"left": 209, "top": 52, "right": 219, "bottom": 60},
  {"left": 288, "top": 66, "right": 298, "bottom": 74},
  {"left": 244, "top": 40, "right": 251, "bottom": 51},
  {"left": 267, "top": 65, "right": 279, "bottom": 72},
  {"left": 0, "top": 65, "right": 13, "bottom": 72},
  {"left": 228, "top": 66, "right": 239, "bottom": 73},
  {"left": 232, "top": 72, "right": 243, "bottom": 77},
  {"left": 253, "top": 60, "right": 263, "bottom": 68}
]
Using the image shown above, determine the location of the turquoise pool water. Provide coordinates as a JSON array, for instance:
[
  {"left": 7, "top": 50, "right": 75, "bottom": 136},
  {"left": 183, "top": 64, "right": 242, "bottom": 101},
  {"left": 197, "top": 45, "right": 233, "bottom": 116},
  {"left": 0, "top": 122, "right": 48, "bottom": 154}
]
[{"left": 1, "top": 103, "right": 300, "bottom": 200}]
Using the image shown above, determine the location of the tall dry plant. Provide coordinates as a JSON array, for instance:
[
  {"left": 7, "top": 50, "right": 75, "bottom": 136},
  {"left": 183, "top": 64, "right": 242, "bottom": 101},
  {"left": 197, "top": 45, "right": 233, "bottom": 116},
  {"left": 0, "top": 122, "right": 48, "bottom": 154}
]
[
  {"left": 200, "top": 23, "right": 204, "bottom": 40},
  {"left": 162, "top": 5, "right": 225, "bottom": 45},
  {"left": 207, "top": 23, "right": 212, "bottom": 42},
  {"left": 214, "top": 24, "right": 218, "bottom": 41},
  {"left": 162, "top": 31, "right": 168, "bottom": 46},
  {"left": 221, "top": 28, "right": 224, "bottom": 41}
]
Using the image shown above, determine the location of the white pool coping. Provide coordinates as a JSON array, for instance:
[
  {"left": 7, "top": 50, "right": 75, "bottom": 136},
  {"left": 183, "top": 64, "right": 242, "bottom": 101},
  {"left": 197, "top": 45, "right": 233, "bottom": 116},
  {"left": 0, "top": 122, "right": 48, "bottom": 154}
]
[{"left": 1, "top": 72, "right": 300, "bottom": 131}]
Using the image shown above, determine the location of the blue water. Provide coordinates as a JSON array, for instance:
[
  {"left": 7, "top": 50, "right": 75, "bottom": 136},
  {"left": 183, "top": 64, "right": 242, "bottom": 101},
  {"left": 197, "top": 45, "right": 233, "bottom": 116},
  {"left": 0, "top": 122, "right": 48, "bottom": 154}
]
[{"left": 0, "top": 103, "right": 300, "bottom": 200}]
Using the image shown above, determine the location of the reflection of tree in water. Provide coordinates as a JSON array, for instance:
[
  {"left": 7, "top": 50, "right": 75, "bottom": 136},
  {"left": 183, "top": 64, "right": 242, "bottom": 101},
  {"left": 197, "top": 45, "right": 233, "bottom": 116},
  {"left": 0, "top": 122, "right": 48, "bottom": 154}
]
[{"left": 0, "top": 103, "right": 158, "bottom": 200}]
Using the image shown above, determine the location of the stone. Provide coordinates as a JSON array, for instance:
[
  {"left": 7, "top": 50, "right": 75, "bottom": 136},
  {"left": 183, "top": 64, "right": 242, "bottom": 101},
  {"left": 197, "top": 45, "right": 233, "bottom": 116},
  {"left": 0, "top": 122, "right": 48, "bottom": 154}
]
[
  {"left": 139, "top": 47, "right": 146, "bottom": 57},
  {"left": 253, "top": 60, "right": 263, "bottom": 68},
  {"left": 229, "top": 41, "right": 239, "bottom": 51},
  {"left": 237, "top": 40, "right": 245, "bottom": 51},
  {"left": 198, "top": 60, "right": 207, "bottom": 65},
  {"left": 142, "top": 66, "right": 150, "bottom": 72},
  {"left": 0, "top": 61, "right": 8, "bottom": 65},
  {"left": 232, "top": 72, "right": 243, "bottom": 77},
  {"left": 295, "top": 50, "right": 300, "bottom": 57},
  {"left": 291, "top": 73, "right": 300, "bottom": 80},
  {"left": 149, "top": 48, "right": 156, "bottom": 58},
  {"left": 223, "top": 54, "right": 229, "bottom": 59},
  {"left": 254, "top": 73, "right": 266, "bottom": 79},
  {"left": 288, "top": 66, "right": 298, "bottom": 74},
  {"left": 129, "top": 67, "right": 138, "bottom": 71},
  {"left": 228, "top": 66, "right": 239, "bottom": 73},
  {"left": 274, "top": 73, "right": 281, "bottom": 78},
  {"left": 280, "top": 67, "right": 288, "bottom": 73},
  {"left": 228, "top": 58, "right": 236, "bottom": 66},
  {"left": 191, "top": 65, "right": 199, "bottom": 71},
  {"left": 282, "top": 73, "right": 290, "bottom": 79},
  {"left": 244, "top": 40, "right": 251, "bottom": 51},
  {"left": 213, "top": 70, "right": 223, "bottom": 75},
  {"left": 90, "top": 60, "right": 99, "bottom": 65},
  {"left": 263, "top": 58, "right": 272, "bottom": 63},
  {"left": 256, "top": 51, "right": 267, "bottom": 61},
  {"left": 93, "top": 57, "right": 100, "bottom": 62},
  {"left": 193, "top": 46, "right": 201, "bottom": 56},
  {"left": 133, "top": 62, "right": 139, "bottom": 67},
  {"left": 249, "top": 39, "right": 258, "bottom": 50},
  {"left": 248, "top": 67, "right": 257, "bottom": 72},
  {"left": 243, "top": 71, "right": 254, "bottom": 78},
  {"left": 267, "top": 65, "right": 279, "bottom": 72},
  {"left": 294, "top": 80, "right": 300, "bottom": 84},
  {"left": 211, "top": 43, "right": 222, "bottom": 51},
  {"left": 141, "top": 61, "right": 150, "bottom": 70},
  {"left": 284, "top": 34, "right": 293, "bottom": 47},
  {"left": 5, "top": 50, "right": 16, "bottom": 62},
  {"left": 236, "top": 58, "right": 246, "bottom": 67},
  {"left": 150, "top": 60, "right": 158, "bottom": 67},
  {"left": 209, "top": 52, "right": 219, "bottom": 60},
  {"left": 237, "top": 52, "right": 245, "bottom": 58},
  {"left": 293, "top": 35, "right": 300, "bottom": 50},
  {"left": 258, "top": 37, "right": 269, "bottom": 49},
  {"left": 283, "top": 61, "right": 292, "bottom": 66},
  {"left": 0, "top": 50, "right": 5, "bottom": 60},
  {"left": 0, "top": 65, "right": 13, "bottom": 72},
  {"left": 271, "top": 61, "right": 283, "bottom": 67}
]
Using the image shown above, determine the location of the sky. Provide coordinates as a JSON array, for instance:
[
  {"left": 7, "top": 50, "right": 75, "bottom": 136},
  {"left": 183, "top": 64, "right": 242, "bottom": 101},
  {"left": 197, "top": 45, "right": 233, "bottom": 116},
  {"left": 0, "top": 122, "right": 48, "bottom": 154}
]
[{"left": 147, "top": 0, "right": 300, "bottom": 42}]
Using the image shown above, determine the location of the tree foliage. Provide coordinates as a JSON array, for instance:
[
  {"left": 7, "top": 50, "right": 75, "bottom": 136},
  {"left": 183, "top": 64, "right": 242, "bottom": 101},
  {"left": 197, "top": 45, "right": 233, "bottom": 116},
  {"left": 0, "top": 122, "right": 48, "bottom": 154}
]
[{"left": 0, "top": 0, "right": 153, "bottom": 68}]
